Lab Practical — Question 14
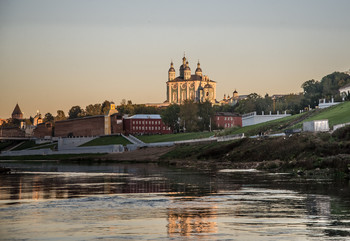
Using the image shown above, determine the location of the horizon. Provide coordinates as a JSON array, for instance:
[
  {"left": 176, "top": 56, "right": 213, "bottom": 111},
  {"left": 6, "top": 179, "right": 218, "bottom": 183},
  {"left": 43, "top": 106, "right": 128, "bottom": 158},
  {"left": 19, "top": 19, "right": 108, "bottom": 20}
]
[{"left": 1, "top": 0, "right": 350, "bottom": 118}]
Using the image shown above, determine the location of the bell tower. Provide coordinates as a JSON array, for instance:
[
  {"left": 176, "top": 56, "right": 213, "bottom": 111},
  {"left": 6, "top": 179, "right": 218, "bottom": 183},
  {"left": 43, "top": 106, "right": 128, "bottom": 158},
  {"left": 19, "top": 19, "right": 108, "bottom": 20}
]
[{"left": 168, "top": 61, "right": 175, "bottom": 81}]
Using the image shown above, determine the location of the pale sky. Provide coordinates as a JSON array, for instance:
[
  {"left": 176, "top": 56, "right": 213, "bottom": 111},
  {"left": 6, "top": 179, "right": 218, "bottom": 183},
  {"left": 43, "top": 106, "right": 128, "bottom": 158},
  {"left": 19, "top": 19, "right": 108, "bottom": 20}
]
[{"left": 1, "top": 0, "right": 350, "bottom": 118}]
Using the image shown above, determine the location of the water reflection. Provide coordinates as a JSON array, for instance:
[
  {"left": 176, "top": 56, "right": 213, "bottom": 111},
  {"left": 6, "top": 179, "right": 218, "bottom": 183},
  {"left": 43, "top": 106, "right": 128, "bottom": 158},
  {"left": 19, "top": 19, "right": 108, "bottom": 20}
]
[
  {"left": 167, "top": 198, "right": 218, "bottom": 237},
  {"left": 0, "top": 161, "right": 349, "bottom": 240}
]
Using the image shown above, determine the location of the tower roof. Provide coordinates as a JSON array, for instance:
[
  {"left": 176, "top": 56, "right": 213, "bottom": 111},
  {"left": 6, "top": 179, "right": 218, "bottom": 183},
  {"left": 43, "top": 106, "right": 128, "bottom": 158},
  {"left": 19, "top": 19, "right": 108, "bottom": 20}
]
[
  {"left": 168, "top": 61, "right": 175, "bottom": 72},
  {"left": 196, "top": 61, "right": 202, "bottom": 73},
  {"left": 12, "top": 103, "right": 22, "bottom": 116}
]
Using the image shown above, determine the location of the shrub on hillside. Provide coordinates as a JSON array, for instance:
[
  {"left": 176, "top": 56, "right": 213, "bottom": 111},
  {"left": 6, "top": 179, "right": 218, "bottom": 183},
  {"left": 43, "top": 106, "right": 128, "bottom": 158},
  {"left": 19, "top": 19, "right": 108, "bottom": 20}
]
[{"left": 332, "top": 125, "right": 350, "bottom": 141}]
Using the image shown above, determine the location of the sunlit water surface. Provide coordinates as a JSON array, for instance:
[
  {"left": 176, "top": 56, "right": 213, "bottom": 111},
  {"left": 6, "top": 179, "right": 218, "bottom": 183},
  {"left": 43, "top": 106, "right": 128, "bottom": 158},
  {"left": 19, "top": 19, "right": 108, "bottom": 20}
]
[{"left": 0, "top": 161, "right": 350, "bottom": 240}]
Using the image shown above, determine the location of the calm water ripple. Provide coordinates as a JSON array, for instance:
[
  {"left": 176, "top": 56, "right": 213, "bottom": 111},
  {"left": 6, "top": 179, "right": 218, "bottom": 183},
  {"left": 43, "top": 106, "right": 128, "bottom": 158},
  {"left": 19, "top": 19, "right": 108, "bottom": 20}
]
[{"left": 0, "top": 161, "right": 349, "bottom": 240}]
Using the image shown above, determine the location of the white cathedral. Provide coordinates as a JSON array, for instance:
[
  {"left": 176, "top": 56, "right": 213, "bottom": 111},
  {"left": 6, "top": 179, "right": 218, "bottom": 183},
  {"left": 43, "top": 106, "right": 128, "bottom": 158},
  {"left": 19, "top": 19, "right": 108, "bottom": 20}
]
[{"left": 166, "top": 55, "right": 217, "bottom": 104}]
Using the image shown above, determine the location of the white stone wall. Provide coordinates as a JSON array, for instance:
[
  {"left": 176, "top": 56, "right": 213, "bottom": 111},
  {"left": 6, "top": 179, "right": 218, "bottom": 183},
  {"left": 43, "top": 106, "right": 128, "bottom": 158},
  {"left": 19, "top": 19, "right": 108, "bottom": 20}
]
[
  {"left": 242, "top": 112, "right": 291, "bottom": 127},
  {"left": 58, "top": 137, "right": 96, "bottom": 150},
  {"left": 303, "top": 120, "right": 329, "bottom": 132}
]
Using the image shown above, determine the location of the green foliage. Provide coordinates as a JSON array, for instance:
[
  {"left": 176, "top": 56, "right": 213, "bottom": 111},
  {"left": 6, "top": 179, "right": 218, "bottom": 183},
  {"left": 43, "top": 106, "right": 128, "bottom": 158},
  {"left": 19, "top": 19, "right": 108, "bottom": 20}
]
[
  {"left": 301, "top": 72, "right": 350, "bottom": 108},
  {"left": 332, "top": 125, "right": 350, "bottom": 141},
  {"left": 43, "top": 112, "right": 54, "bottom": 123},
  {"left": 68, "top": 106, "right": 84, "bottom": 119},
  {"left": 55, "top": 110, "right": 67, "bottom": 121},
  {"left": 101, "top": 100, "right": 111, "bottom": 114},
  {"left": 161, "top": 104, "right": 180, "bottom": 132},
  {"left": 198, "top": 100, "right": 215, "bottom": 131},
  {"left": 179, "top": 99, "right": 199, "bottom": 132},
  {"left": 235, "top": 93, "right": 275, "bottom": 114},
  {"left": 85, "top": 104, "right": 103, "bottom": 116}
]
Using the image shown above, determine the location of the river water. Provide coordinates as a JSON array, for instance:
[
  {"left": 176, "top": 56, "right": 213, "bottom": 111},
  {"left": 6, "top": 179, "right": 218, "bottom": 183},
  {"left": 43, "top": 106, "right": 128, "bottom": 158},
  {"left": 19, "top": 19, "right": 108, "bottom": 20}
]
[{"left": 0, "top": 161, "right": 349, "bottom": 240}]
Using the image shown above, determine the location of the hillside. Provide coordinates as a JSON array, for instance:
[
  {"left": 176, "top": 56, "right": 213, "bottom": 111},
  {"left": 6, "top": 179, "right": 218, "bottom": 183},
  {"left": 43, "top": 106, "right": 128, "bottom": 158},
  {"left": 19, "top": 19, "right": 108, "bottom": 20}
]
[{"left": 217, "top": 101, "right": 350, "bottom": 137}]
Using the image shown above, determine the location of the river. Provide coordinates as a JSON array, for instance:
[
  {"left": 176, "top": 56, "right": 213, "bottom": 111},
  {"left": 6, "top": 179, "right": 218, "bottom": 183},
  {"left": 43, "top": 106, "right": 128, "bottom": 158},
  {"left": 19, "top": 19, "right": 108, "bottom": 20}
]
[{"left": 0, "top": 161, "right": 349, "bottom": 240}]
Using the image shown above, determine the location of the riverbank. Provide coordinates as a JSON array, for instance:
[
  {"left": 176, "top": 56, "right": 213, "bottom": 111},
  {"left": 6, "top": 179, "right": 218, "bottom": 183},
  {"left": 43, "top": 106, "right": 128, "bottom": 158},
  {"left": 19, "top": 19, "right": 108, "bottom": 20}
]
[
  {"left": 162, "top": 127, "right": 350, "bottom": 178},
  {"left": 1, "top": 126, "right": 350, "bottom": 178}
]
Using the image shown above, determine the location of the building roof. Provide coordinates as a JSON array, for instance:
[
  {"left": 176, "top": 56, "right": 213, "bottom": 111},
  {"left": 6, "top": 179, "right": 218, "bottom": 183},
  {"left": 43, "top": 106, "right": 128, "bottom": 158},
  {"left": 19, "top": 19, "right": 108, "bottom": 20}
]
[
  {"left": 339, "top": 82, "right": 350, "bottom": 90},
  {"left": 12, "top": 104, "right": 22, "bottom": 116},
  {"left": 127, "top": 114, "right": 162, "bottom": 119},
  {"left": 215, "top": 112, "right": 241, "bottom": 117},
  {"left": 169, "top": 75, "right": 216, "bottom": 83}
]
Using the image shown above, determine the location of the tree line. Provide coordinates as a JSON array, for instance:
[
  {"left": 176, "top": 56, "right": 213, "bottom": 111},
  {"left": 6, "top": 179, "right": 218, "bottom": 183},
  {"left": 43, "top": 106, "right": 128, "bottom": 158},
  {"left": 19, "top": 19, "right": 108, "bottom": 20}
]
[{"left": 2, "top": 71, "right": 349, "bottom": 130}]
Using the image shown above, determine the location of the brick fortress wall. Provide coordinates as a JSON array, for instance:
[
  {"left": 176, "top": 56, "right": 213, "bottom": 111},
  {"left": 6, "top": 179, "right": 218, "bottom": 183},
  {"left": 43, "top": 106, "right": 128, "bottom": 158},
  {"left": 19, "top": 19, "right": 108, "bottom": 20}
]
[{"left": 55, "top": 116, "right": 105, "bottom": 137}]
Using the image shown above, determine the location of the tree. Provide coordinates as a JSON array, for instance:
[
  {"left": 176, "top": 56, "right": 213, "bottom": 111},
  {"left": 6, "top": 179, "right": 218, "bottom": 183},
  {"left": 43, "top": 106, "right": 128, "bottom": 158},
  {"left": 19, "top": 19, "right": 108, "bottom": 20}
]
[
  {"left": 161, "top": 104, "right": 180, "bottom": 133},
  {"left": 198, "top": 100, "right": 214, "bottom": 131},
  {"left": 55, "top": 110, "right": 66, "bottom": 121},
  {"left": 101, "top": 100, "right": 111, "bottom": 114},
  {"left": 68, "top": 106, "right": 84, "bottom": 119},
  {"left": 117, "top": 99, "right": 134, "bottom": 115},
  {"left": 179, "top": 99, "right": 199, "bottom": 132},
  {"left": 85, "top": 104, "right": 102, "bottom": 116},
  {"left": 43, "top": 112, "right": 54, "bottom": 123},
  {"left": 301, "top": 79, "right": 323, "bottom": 108}
]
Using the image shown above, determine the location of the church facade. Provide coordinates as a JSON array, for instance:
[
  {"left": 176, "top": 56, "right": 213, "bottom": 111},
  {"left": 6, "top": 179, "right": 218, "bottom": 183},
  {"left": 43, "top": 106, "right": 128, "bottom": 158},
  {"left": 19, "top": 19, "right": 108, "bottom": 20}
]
[{"left": 166, "top": 56, "right": 216, "bottom": 104}]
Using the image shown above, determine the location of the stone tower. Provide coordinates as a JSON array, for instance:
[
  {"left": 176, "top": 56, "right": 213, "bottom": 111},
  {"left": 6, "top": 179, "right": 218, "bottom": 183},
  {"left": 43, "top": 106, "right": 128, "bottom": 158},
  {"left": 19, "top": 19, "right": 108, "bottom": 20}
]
[
  {"left": 12, "top": 103, "right": 23, "bottom": 120},
  {"left": 168, "top": 61, "right": 175, "bottom": 81}
]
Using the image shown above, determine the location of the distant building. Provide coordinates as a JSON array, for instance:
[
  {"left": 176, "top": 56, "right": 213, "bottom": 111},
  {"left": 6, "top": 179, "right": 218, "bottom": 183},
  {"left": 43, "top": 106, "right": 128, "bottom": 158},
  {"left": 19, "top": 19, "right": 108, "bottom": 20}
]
[
  {"left": 303, "top": 120, "right": 329, "bottom": 132},
  {"left": 219, "top": 90, "right": 247, "bottom": 106},
  {"left": 55, "top": 104, "right": 123, "bottom": 137},
  {"left": 123, "top": 114, "right": 172, "bottom": 135},
  {"left": 11, "top": 103, "right": 23, "bottom": 120},
  {"left": 33, "top": 111, "right": 43, "bottom": 126},
  {"left": 0, "top": 127, "right": 25, "bottom": 137},
  {"left": 214, "top": 112, "right": 242, "bottom": 128},
  {"left": 166, "top": 55, "right": 217, "bottom": 104},
  {"left": 339, "top": 83, "right": 350, "bottom": 100},
  {"left": 0, "top": 119, "right": 7, "bottom": 126},
  {"left": 33, "top": 122, "right": 53, "bottom": 138}
]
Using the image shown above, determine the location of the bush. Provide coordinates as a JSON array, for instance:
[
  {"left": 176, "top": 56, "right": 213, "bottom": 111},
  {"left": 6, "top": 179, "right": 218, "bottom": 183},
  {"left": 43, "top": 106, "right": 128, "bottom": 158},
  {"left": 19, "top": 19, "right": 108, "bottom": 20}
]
[{"left": 332, "top": 125, "right": 350, "bottom": 141}]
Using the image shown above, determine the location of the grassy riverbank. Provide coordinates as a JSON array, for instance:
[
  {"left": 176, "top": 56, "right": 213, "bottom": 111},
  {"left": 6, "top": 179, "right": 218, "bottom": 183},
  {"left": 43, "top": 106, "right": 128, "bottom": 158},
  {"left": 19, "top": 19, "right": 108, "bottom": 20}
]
[{"left": 161, "top": 125, "right": 350, "bottom": 178}]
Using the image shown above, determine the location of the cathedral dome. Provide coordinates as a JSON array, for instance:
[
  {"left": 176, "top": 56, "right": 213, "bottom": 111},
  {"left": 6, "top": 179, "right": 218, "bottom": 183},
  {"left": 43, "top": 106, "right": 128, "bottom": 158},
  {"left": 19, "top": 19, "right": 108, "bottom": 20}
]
[
  {"left": 184, "top": 61, "right": 191, "bottom": 71},
  {"left": 168, "top": 61, "right": 175, "bottom": 72},
  {"left": 195, "top": 61, "right": 202, "bottom": 73}
]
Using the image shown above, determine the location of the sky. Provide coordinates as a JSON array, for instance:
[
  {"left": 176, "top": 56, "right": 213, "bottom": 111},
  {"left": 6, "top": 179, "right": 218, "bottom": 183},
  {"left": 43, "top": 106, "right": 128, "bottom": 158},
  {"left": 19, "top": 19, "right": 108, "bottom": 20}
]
[{"left": 1, "top": 0, "right": 350, "bottom": 118}]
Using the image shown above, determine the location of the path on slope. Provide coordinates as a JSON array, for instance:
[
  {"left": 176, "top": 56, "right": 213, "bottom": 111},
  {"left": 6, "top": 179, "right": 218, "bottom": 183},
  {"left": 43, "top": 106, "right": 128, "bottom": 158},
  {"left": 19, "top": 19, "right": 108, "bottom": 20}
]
[{"left": 101, "top": 146, "right": 174, "bottom": 161}]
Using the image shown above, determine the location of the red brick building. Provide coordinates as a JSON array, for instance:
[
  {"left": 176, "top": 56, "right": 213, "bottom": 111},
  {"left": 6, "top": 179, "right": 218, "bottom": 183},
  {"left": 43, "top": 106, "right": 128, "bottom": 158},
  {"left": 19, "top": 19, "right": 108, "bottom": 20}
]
[
  {"left": 214, "top": 112, "right": 242, "bottom": 128},
  {"left": 123, "top": 114, "right": 172, "bottom": 135},
  {"left": 33, "top": 122, "right": 53, "bottom": 138},
  {"left": 55, "top": 113, "right": 123, "bottom": 137},
  {"left": 0, "top": 127, "right": 25, "bottom": 137}
]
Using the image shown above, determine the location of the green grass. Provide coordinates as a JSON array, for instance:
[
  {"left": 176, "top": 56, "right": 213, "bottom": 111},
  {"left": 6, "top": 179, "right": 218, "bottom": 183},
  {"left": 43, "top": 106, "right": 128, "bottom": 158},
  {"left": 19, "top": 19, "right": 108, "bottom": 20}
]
[
  {"left": 12, "top": 141, "right": 37, "bottom": 151},
  {"left": 0, "top": 141, "right": 18, "bottom": 151},
  {"left": 137, "top": 132, "right": 214, "bottom": 143},
  {"left": 0, "top": 153, "right": 105, "bottom": 161},
  {"left": 216, "top": 112, "right": 308, "bottom": 136},
  {"left": 292, "top": 101, "right": 350, "bottom": 129},
  {"left": 11, "top": 141, "right": 59, "bottom": 151},
  {"left": 31, "top": 143, "right": 57, "bottom": 150},
  {"left": 80, "top": 135, "right": 131, "bottom": 147},
  {"left": 215, "top": 102, "right": 350, "bottom": 136}
]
